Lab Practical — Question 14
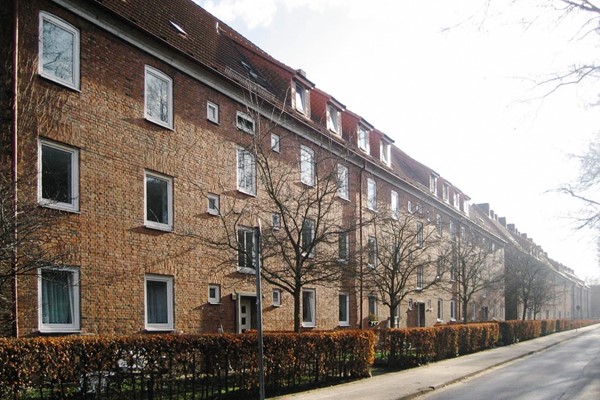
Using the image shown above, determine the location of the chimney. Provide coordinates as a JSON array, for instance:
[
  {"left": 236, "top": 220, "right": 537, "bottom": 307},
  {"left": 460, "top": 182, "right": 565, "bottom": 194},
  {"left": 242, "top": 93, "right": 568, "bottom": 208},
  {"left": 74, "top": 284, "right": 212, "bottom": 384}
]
[
  {"left": 521, "top": 233, "right": 528, "bottom": 239},
  {"left": 477, "top": 203, "right": 490, "bottom": 216},
  {"left": 296, "top": 69, "right": 306, "bottom": 78},
  {"left": 507, "top": 223, "right": 515, "bottom": 232},
  {"left": 498, "top": 217, "right": 506, "bottom": 227}
]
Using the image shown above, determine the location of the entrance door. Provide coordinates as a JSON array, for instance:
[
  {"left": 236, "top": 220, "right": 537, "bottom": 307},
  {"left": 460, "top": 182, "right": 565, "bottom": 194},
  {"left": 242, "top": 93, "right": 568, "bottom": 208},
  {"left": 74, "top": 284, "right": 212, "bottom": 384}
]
[
  {"left": 417, "top": 303, "right": 426, "bottom": 327},
  {"left": 238, "top": 296, "right": 257, "bottom": 333}
]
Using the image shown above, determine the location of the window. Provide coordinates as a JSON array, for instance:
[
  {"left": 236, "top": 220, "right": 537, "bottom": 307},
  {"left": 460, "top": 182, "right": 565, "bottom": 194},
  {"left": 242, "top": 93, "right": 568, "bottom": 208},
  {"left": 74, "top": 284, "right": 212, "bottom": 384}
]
[
  {"left": 271, "top": 213, "right": 281, "bottom": 230},
  {"left": 207, "top": 193, "right": 219, "bottom": 215},
  {"left": 368, "top": 294, "right": 377, "bottom": 316},
  {"left": 437, "top": 256, "right": 444, "bottom": 279},
  {"left": 144, "top": 171, "right": 173, "bottom": 231},
  {"left": 407, "top": 200, "right": 413, "bottom": 213},
  {"left": 337, "top": 164, "right": 349, "bottom": 200},
  {"left": 450, "top": 259, "right": 456, "bottom": 281},
  {"left": 301, "top": 219, "right": 315, "bottom": 257},
  {"left": 39, "top": 12, "right": 80, "bottom": 90},
  {"left": 144, "top": 66, "right": 173, "bottom": 128},
  {"left": 208, "top": 284, "right": 220, "bottom": 304},
  {"left": 300, "top": 145, "right": 315, "bottom": 186},
  {"left": 391, "top": 190, "right": 399, "bottom": 219},
  {"left": 437, "top": 299, "right": 443, "bottom": 320},
  {"left": 236, "top": 111, "right": 255, "bottom": 134},
  {"left": 145, "top": 275, "right": 174, "bottom": 331},
  {"left": 271, "top": 133, "right": 280, "bottom": 152},
  {"left": 380, "top": 141, "right": 391, "bottom": 166},
  {"left": 294, "top": 82, "right": 308, "bottom": 115},
  {"left": 272, "top": 289, "right": 281, "bottom": 307},
  {"left": 417, "top": 266, "right": 423, "bottom": 289},
  {"left": 416, "top": 222, "right": 424, "bottom": 247},
  {"left": 338, "top": 232, "right": 349, "bottom": 262},
  {"left": 430, "top": 174, "right": 438, "bottom": 196},
  {"left": 237, "top": 227, "right": 255, "bottom": 272},
  {"left": 339, "top": 293, "right": 350, "bottom": 326},
  {"left": 450, "top": 299, "right": 456, "bottom": 321},
  {"left": 453, "top": 192, "right": 460, "bottom": 209},
  {"left": 367, "top": 236, "right": 377, "bottom": 268},
  {"left": 443, "top": 183, "right": 450, "bottom": 203},
  {"left": 357, "top": 125, "right": 369, "bottom": 153},
  {"left": 302, "top": 289, "right": 316, "bottom": 327},
  {"left": 38, "top": 140, "right": 79, "bottom": 212},
  {"left": 39, "top": 267, "right": 80, "bottom": 332},
  {"left": 367, "top": 178, "right": 377, "bottom": 211},
  {"left": 207, "top": 101, "right": 219, "bottom": 124},
  {"left": 327, "top": 104, "right": 341, "bottom": 135},
  {"left": 415, "top": 203, "right": 423, "bottom": 215},
  {"left": 237, "top": 147, "right": 256, "bottom": 195},
  {"left": 450, "top": 222, "right": 456, "bottom": 240},
  {"left": 436, "top": 214, "right": 443, "bottom": 236}
]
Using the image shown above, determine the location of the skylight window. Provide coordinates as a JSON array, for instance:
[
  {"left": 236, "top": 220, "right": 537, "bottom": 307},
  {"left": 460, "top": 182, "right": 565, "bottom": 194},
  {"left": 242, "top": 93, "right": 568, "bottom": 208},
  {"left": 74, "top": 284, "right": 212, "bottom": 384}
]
[{"left": 169, "top": 21, "right": 187, "bottom": 36}]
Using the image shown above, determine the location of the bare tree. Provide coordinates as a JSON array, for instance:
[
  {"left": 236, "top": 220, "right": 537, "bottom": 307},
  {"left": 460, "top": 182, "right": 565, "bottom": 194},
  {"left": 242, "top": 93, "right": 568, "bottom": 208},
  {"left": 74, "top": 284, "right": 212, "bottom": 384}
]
[
  {"left": 196, "top": 91, "right": 359, "bottom": 332},
  {"left": 447, "top": 224, "right": 502, "bottom": 323},
  {"left": 505, "top": 247, "right": 558, "bottom": 320},
  {"left": 365, "top": 210, "right": 445, "bottom": 327}
]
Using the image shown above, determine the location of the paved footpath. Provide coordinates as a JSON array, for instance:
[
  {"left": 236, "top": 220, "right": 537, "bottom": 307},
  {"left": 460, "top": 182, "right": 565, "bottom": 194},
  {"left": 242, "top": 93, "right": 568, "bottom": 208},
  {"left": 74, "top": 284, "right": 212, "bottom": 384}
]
[{"left": 270, "top": 324, "right": 600, "bottom": 400}]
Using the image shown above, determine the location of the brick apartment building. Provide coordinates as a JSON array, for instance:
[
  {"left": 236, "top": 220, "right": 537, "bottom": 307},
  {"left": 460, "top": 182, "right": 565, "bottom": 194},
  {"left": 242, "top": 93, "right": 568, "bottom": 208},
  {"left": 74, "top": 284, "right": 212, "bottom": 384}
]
[{"left": 0, "top": 0, "right": 587, "bottom": 337}]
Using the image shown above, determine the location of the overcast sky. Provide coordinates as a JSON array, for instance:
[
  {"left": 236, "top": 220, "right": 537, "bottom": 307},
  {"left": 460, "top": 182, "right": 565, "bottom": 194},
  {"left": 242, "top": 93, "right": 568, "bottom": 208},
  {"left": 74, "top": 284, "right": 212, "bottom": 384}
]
[{"left": 195, "top": 0, "right": 599, "bottom": 280}]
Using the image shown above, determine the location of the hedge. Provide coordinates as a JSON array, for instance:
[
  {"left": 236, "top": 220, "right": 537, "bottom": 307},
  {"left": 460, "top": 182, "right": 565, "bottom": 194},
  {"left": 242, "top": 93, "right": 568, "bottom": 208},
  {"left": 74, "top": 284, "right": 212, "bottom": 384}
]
[{"left": 0, "top": 330, "right": 375, "bottom": 400}]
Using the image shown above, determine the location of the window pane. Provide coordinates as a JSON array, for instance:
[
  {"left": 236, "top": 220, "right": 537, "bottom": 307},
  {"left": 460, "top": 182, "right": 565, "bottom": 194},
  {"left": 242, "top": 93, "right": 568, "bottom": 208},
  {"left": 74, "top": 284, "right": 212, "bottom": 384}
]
[
  {"left": 146, "top": 175, "right": 168, "bottom": 224},
  {"left": 146, "top": 72, "right": 170, "bottom": 123},
  {"left": 302, "top": 290, "right": 314, "bottom": 323},
  {"left": 42, "top": 18, "right": 74, "bottom": 84},
  {"left": 41, "top": 269, "right": 74, "bottom": 324},
  {"left": 337, "top": 164, "right": 348, "bottom": 198},
  {"left": 42, "top": 144, "right": 72, "bottom": 204},
  {"left": 339, "top": 294, "right": 348, "bottom": 322},
  {"left": 237, "top": 149, "right": 256, "bottom": 194},
  {"left": 147, "top": 280, "right": 168, "bottom": 324}
]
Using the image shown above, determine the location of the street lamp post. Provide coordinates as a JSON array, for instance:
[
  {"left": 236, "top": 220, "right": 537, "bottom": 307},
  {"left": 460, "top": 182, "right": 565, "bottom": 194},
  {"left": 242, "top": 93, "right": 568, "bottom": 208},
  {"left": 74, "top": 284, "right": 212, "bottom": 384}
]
[{"left": 254, "top": 224, "right": 265, "bottom": 400}]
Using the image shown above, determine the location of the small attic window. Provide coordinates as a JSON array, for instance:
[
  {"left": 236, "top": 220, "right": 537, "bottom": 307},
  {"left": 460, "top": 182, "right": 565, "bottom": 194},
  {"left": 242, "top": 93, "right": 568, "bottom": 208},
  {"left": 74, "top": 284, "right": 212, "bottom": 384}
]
[
  {"left": 241, "top": 61, "right": 258, "bottom": 80},
  {"left": 170, "top": 21, "right": 187, "bottom": 36}
]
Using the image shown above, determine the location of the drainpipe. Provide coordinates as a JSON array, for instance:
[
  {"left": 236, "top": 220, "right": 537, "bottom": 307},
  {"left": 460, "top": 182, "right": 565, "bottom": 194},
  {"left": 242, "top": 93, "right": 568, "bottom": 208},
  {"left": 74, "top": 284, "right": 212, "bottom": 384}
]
[
  {"left": 358, "top": 160, "right": 366, "bottom": 329},
  {"left": 11, "top": 0, "right": 19, "bottom": 338}
]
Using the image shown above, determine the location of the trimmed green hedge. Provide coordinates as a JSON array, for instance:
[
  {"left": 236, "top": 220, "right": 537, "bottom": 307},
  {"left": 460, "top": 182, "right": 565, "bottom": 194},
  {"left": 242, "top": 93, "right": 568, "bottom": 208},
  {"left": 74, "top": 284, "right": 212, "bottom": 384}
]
[{"left": 0, "top": 330, "right": 375, "bottom": 399}]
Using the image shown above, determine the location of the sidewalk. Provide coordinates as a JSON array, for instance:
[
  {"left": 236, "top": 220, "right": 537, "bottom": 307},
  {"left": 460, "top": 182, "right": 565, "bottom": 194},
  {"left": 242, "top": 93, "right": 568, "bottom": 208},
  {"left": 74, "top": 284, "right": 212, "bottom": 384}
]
[{"left": 270, "top": 324, "right": 600, "bottom": 400}]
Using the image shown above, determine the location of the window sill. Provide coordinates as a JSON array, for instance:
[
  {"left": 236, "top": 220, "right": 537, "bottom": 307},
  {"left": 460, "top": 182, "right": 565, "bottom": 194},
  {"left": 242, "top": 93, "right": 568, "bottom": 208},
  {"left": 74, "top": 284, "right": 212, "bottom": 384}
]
[
  {"left": 208, "top": 301, "right": 221, "bottom": 305},
  {"left": 145, "top": 327, "right": 175, "bottom": 333},
  {"left": 237, "top": 189, "right": 257, "bottom": 197},
  {"left": 237, "top": 267, "right": 256, "bottom": 275},
  {"left": 338, "top": 323, "right": 350, "bottom": 327},
  {"left": 144, "top": 223, "right": 173, "bottom": 232},
  {"left": 144, "top": 116, "right": 174, "bottom": 130},
  {"left": 39, "top": 201, "right": 80, "bottom": 213},
  {"left": 39, "top": 73, "right": 81, "bottom": 92},
  {"left": 39, "top": 328, "right": 81, "bottom": 334},
  {"left": 302, "top": 323, "right": 316, "bottom": 328}
]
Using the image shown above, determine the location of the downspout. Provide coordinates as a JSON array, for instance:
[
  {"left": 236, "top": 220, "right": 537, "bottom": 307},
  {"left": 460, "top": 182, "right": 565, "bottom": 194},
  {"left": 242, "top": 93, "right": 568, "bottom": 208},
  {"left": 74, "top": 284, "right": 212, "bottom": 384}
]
[
  {"left": 358, "top": 160, "right": 366, "bottom": 329},
  {"left": 11, "top": 0, "right": 19, "bottom": 338}
]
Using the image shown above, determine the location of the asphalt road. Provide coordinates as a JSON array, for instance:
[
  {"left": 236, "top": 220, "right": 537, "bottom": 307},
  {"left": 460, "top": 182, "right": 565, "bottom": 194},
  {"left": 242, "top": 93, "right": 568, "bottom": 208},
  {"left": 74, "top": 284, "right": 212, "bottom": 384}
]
[{"left": 419, "top": 328, "right": 600, "bottom": 400}]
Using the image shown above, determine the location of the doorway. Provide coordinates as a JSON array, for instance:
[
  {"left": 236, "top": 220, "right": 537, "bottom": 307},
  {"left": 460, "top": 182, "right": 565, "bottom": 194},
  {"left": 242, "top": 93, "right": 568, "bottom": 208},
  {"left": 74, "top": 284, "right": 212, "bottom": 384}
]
[{"left": 237, "top": 295, "right": 257, "bottom": 333}]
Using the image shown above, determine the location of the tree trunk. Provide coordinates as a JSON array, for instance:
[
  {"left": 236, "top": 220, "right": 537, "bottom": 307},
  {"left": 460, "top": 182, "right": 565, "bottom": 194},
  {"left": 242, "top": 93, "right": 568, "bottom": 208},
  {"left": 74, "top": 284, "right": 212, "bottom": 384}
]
[
  {"left": 293, "top": 289, "right": 301, "bottom": 333},
  {"left": 462, "top": 300, "right": 468, "bottom": 323},
  {"left": 521, "top": 301, "right": 528, "bottom": 320}
]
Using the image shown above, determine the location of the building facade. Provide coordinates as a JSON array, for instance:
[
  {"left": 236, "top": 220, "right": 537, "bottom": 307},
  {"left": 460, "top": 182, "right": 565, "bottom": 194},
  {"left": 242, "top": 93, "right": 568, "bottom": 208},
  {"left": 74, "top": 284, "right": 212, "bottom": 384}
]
[{"left": 0, "top": 0, "right": 586, "bottom": 337}]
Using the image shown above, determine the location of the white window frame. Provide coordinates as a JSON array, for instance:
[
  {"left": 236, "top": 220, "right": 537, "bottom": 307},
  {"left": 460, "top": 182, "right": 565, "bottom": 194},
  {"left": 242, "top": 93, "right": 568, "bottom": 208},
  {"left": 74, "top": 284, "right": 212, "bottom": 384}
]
[
  {"left": 367, "top": 236, "right": 377, "bottom": 268},
  {"left": 390, "top": 190, "right": 399, "bottom": 219},
  {"left": 144, "top": 65, "right": 173, "bottom": 129},
  {"left": 380, "top": 141, "right": 391, "bottom": 166},
  {"left": 339, "top": 292, "right": 350, "bottom": 326},
  {"left": 39, "top": 12, "right": 80, "bottom": 90},
  {"left": 430, "top": 174, "right": 438, "bottom": 196},
  {"left": 337, "top": 164, "right": 349, "bottom": 200},
  {"left": 38, "top": 266, "right": 80, "bottom": 333},
  {"left": 417, "top": 222, "right": 424, "bottom": 248},
  {"left": 338, "top": 231, "right": 349, "bottom": 262},
  {"left": 272, "top": 289, "right": 281, "bottom": 307},
  {"left": 271, "top": 133, "right": 280, "bottom": 153},
  {"left": 368, "top": 294, "right": 378, "bottom": 316},
  {"left": 208, "top": 284, "right": 220, "bottom": 305},
  {"left": 437, "top": 298, "right": 444, "bottom": 320},
  {"left": 294, "top": 82, "right": 307, "bottom": 115},
  {"left": 300, "top": 145, "right": 315, "bottom": 186},
  {"left": 144, "top": 170, "right": 173, "bottom": 231},
  {"left": 450, "top": 299, "right": 456, "bottom": 321},
  {"left": 236, "top": 111, "right": 255, "bottom": 134},
  {"left": 417, "top": 266, "right": 424, "bottom": 289},
  {"left": 301, "top": 219, "right": 315, "bottom": 258},
  {"left": 436, "top": 214, "right": 443, "bottom": 236},
  {"left": 271, "top": 213, "right": 281, "bottom": 230},
  {"left": 443, "top": 183, "right": 450, "bottom": 203},
  {"left": 207, "top": 193, "right": 219, "bottom": 216},
  {"left": 207, "top": 101, "right": 219, "bottom": 124},
  {"left": 454, "top": 192, "right": 461, "bottom": 210},
  {"left": 236, "top": 147, "right": 256, "bottom": 196},
  {"left": 302, "top": 288, "right": 316, "bottom": 327},
  {"left": 144, "top": 274, "right": 174, "bottom": 331},
  {"left": 237, "top": 226, "right": 255, "bottom": 273},
  {"left": 407, "top": 200, "right": 413, "bottom": 214},
  {"left": 38, "top": 139, "right": 79, "bottom": 212},
  {"left": 367, "top": 178, "right": 377, "bottom": 211},
  {"left": 358, "top": 125, "right": 369, "bottom": 153},
  {"left": 327, "top": 104, "right": 341, "bottom": 135}
]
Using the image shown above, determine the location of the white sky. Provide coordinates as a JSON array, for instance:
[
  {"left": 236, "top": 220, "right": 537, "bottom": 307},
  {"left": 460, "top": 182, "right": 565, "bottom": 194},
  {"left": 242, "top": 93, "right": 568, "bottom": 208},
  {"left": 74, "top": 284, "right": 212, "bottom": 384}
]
[{"left": 196, "top": 0, "right": 599, "bottom": 280}]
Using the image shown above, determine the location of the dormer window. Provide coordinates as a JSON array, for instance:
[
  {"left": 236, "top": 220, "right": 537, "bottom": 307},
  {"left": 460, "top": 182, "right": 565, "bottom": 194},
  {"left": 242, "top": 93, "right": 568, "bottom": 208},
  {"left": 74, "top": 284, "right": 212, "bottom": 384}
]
[
  {"left": 453, "top": 192, "right": 461, "bottom": 210},
  {"left": 293, "top": 82, "right": 309, "bottom": 116},
  {"left": 358, "top": 125, "right": 369, "bottom": 153},
  {"left": 327, "top": 104, "right": 341, "bottom": 135},
  {"left": 430, "top": 174, "right": 438, "bottom": 196},
  {"left": 380, "top": 141, "right": 391, "bottom": 166},
  {"left": 442, "top": 183, "right": 450, "bottom": 203}
]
